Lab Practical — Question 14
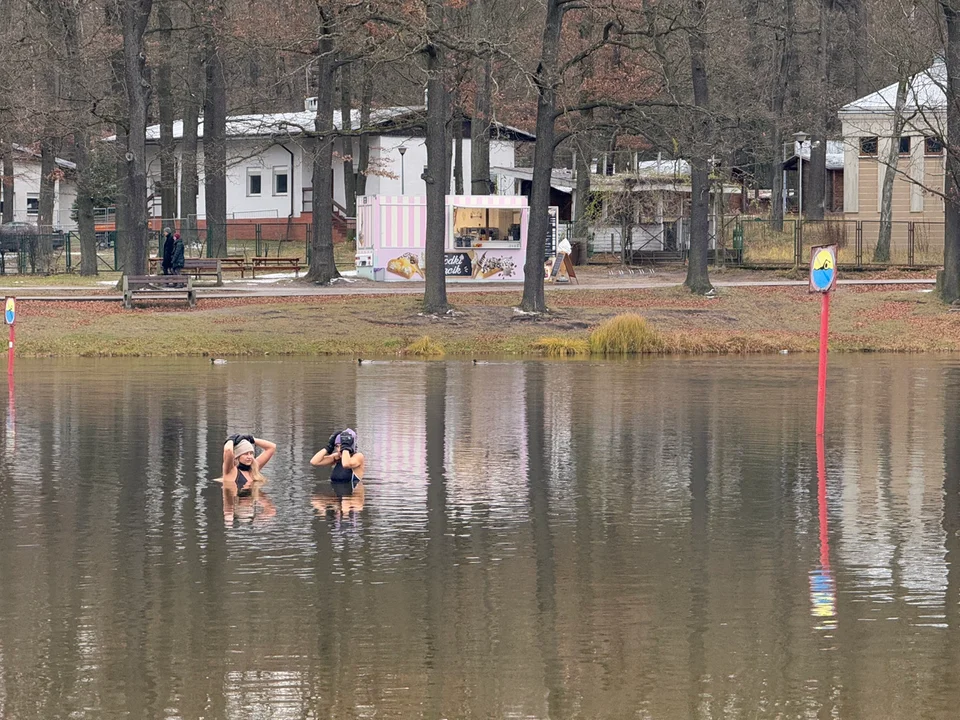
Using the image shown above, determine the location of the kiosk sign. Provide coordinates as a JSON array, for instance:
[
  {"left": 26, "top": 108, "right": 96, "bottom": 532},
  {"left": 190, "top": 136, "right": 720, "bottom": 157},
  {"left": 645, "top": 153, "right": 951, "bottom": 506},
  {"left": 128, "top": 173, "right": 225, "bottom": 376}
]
[{"left": 809, "top": 244, "right": 837, "bottom": 293}]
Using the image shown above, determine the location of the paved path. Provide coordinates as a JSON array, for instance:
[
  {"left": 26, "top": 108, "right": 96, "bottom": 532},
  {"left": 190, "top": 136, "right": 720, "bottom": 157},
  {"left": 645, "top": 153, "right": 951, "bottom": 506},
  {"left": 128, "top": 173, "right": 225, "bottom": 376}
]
[{"left": 1, "top": 275, "right": 937, "bottom": 302}]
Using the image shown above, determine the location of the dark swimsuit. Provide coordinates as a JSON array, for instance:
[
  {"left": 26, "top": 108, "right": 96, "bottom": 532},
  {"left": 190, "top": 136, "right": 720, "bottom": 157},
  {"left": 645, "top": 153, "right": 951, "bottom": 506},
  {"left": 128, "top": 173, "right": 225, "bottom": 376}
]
[
  {"left": 330, "top": 459, "right": 360, "bottom": 490},
  {"left": 236, "top": 468, "right": 252, "bottom": 495}
]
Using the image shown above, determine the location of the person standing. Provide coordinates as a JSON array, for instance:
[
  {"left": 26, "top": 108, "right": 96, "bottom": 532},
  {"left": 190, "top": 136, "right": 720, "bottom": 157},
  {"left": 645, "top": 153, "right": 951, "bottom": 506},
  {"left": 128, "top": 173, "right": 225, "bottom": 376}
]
[
  {"left": 161, "top": 227, "right": 175, "bottom": 274},
  {"left": 171, "top": 231, "right": 185, "bottom": 275}
]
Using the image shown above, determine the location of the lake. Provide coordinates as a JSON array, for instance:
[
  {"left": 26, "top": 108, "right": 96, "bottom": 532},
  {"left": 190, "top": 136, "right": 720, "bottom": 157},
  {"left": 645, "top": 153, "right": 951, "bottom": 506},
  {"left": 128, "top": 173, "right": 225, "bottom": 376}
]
[{"left": 1, "top": 354, "right": 959, "bottom": 719}]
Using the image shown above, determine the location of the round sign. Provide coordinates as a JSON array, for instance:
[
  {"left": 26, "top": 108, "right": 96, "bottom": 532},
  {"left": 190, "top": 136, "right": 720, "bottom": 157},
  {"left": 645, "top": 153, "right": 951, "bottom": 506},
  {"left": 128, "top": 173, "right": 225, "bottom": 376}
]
[
  {"left": 4, "top": 297, "right": 13, "bottom": 325},
  {"left": 811, "top": 247, "right": 836, "bottom": 292}
]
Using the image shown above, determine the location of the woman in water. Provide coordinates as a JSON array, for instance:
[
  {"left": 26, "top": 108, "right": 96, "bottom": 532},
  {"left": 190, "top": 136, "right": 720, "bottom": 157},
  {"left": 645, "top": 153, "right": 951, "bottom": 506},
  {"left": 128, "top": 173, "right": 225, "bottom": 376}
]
[
  {"left": 223, "top": 434, "right": 276, "bottom": 492},
  {"left": 310, "top": 428, "right": 365, "bottom": 487},
  {"left": 220, "top": 434, "right": 277, "bottom": 525}
]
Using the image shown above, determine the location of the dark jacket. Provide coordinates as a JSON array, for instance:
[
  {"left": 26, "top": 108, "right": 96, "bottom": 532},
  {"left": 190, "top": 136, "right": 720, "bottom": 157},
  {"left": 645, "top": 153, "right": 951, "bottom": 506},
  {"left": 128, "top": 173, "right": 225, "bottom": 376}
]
[
  {"left": 161, "top": 233, "right": 175, "bottom": 270},
  {"left": 172, "top": 237, "right": 185, "bottom": 269}
]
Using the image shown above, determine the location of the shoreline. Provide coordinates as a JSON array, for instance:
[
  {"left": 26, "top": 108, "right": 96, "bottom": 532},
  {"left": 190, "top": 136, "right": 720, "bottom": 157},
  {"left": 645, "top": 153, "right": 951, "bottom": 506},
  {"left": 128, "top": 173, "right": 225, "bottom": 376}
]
[{"left": 4, "top": 275, "right": 958, "bottom": 358}]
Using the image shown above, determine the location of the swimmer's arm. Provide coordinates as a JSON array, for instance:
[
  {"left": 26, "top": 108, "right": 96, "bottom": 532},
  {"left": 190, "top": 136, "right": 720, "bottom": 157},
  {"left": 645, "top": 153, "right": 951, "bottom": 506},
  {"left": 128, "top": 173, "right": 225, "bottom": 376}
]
[
  {"left": 310, "top": 448, "right": 337, "bottom": 466},
  {"left": 341, "top": 450, "right": 363, "bottom": 469},
  {"left": 222, "top": 485, "right": 236, "bottom": 526},
  {"left": 222, "top": 439, "right": 235, "bottom": 477},
  {"left": 254, "top": 438, "right": 276, "bottom": 469}
]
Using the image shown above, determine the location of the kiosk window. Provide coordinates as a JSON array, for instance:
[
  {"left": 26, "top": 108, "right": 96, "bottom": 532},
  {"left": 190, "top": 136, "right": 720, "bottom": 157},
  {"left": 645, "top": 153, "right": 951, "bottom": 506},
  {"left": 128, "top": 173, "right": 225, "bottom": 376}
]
[{"left": 452, "top": 207, "right": 522, "bottom": 248}]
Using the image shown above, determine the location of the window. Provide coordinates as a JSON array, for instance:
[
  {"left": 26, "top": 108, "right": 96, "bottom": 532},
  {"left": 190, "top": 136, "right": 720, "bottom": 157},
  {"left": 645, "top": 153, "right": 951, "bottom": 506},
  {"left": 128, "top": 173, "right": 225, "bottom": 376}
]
[
  {"left": 860, "top": 136, "right": 878, "bottom": 155},
  {"left": 273, "top": 167, "right": 289, "bottom": 196},
  {"left": 26, "top": 194, "right": 38, "bottom": 216},
  {"left": 247, "top": 169, "right": 262, "bottom": 196},
  {"left": 925, "top": 136, "right": 944, "bottom": 155},
  {"left": 899, "top": 136, "right": 911, "bottom": 154}
]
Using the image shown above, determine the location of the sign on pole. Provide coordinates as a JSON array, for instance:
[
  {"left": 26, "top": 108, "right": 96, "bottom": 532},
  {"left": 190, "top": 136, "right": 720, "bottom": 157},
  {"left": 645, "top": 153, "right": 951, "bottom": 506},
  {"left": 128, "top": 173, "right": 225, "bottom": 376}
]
[
  {"left": 4, "top": 297, "right": 14, "bottom": 325},
  {"left": 809, "top": 244, "right": 838, "bottom": 293},
  {"left": 810, "top": 245, "right": 837, "bottom": 437}
]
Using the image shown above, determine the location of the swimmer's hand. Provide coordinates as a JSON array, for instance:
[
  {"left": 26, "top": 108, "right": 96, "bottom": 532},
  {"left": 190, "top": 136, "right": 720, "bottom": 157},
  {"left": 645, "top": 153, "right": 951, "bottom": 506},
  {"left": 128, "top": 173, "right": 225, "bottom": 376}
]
[{"left": 324, "top": 431, "right": 341, "bottom": 455}]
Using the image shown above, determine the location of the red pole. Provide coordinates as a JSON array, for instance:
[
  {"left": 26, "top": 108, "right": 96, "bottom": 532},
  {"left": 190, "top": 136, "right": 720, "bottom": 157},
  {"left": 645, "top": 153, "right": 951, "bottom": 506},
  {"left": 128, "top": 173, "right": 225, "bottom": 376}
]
[
  {"left": 6, "top": 321, "right": 12, "bottom": 376},
  {"left": 815, "top": 291, "right": 830, "bottom": 436},
  {"left": 817, "top": 433, "right": 829, "bottom": 571}
]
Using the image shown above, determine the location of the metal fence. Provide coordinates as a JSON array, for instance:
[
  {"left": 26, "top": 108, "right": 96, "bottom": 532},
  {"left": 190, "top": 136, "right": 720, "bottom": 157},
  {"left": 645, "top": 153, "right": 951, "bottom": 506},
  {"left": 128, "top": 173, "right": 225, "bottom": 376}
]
[
  {"left": 0, "top": 222, "right": 316, "bottom": 275},
  {"left": 736, "top": 218, "right": 944, "bottom": 269}
]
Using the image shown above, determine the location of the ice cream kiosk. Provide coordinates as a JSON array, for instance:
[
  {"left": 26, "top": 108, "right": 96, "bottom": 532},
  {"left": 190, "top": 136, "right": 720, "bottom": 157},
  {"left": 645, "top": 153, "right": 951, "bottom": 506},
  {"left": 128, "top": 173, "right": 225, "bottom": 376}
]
[{"left": 355, "top": 195, "right": 528, "bottom": 282}]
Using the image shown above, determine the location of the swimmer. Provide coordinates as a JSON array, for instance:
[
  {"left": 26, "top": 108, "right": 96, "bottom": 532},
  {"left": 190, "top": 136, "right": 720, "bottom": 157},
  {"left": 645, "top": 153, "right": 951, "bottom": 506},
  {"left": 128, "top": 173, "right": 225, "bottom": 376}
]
[
  {"left": 219, "top": 433, "right": 277, "bottom": 526},
  {"left": 310, "top": 428, "right": 365, "bottom": 488},
  {"left": 221, "top": 433, "right": 276, "bottom": 494}
]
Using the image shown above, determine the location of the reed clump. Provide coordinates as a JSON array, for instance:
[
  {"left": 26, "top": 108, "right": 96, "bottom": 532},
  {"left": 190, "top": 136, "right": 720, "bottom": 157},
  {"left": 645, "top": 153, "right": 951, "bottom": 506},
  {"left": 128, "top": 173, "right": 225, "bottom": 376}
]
[
  {"left": 403, "top": 335, "right": 445, "bottom": 357},
  {"left": 531, "top": 337, "right": 590, "bottom": 357},
  {"left": 589, "top": 314, "right": 664, "bottom": 354}
]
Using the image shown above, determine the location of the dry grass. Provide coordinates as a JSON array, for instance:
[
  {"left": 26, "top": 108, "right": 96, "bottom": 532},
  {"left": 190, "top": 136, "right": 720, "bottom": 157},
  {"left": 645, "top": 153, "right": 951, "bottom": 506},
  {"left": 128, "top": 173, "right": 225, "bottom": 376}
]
[
  {"left": 6, "top": 283, "right": 960, "bottom": 358},
  {"left": 589, "top": 314, "right": 665, "bottom": 354},
  {"left": 403, "top": 335, "right": 445, "bottom": 357},
  {"left": 532, "top": 336, "right": 590, "bottom": 357}
]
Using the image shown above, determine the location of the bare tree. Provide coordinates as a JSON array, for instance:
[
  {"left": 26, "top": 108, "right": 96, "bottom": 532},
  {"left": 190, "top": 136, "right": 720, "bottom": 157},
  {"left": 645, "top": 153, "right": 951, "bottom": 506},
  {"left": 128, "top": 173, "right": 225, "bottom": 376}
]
[
  {"left": 941, "top": 0, "right": 960, "bottom": 302},
  {"left": 874, "top": 75, "right": 908, "bottom": 262},
  {"left": 520, "top": 0, "right": 571, "bottom": 313},
  {"left": 120, "top": 0, "right": 155, "bottom": 275},
  {"left": 683, "top": 0, "right": 713, "bottom": 295},
  {"left": 307, "top": 7, "right": 340, "bottom": 284},
  {"left": 156, "top": 0, "right": 178, "bottom": 222},
  {"left": 422, "top": 0, "right": 450, "bottom": 314},
  {"left": 202, "top": 0, "right": 228, "bottom": 257}
]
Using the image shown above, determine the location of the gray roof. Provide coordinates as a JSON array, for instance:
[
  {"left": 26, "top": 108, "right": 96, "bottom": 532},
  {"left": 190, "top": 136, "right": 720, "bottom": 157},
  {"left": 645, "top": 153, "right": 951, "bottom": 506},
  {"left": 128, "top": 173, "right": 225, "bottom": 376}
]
[
  {"left": 839, "top": 60, "right": 946, "bottom": 115},
  {"left": 136, "top": 106, "right": 536, "bottom": 144}
]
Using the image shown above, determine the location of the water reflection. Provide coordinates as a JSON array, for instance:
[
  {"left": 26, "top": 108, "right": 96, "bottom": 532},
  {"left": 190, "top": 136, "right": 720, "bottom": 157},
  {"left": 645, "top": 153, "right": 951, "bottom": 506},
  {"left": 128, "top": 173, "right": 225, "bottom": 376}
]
[{"left": 1, "top": 356, "right": 960, "bottom": 718}]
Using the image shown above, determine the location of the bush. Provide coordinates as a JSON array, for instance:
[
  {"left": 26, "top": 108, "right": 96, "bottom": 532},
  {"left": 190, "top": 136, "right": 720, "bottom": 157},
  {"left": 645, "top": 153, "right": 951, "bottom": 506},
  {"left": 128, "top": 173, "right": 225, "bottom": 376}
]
[
  {"left": 589, "top": 314, "right": 664, "bottom": 354},
  {"left": 531, "top": 337, "right": 590, "bottom": 357},
  {"left": 403, "top": 335, "right": 445, "bottom": 357}
]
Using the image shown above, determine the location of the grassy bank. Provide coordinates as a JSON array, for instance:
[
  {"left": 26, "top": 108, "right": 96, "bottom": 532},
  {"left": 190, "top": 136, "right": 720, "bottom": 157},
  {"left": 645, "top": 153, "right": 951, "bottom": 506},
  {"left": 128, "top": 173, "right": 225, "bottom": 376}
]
[{"left": 6, "top": 283, "right": 959, "bottom": 358}]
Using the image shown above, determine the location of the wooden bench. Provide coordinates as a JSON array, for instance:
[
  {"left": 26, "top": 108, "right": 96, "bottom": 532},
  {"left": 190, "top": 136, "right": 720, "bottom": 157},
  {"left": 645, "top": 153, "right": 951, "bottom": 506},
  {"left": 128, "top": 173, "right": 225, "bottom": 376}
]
[
  {"left": 251, "top": 256, "right": 301, "bottom": 277},
  {"left": 122, "top": 275, "right": 196, "bottom": 309},
  {"left": 148, "top": 256, "right": 251, "bottom": 283}
]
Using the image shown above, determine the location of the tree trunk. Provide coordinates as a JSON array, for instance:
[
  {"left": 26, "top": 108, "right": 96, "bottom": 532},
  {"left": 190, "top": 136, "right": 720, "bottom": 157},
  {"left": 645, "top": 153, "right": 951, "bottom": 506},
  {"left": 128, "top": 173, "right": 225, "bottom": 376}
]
[
  {"left": 520, "top": 0, "right": 565, "bottom": 313},
  {"left": 684, "top": 0, "right": 713, "bottom": 295},
  {"left": 805, "top": 0, "right": 831, "bottom": 222},
  {"left": 339, "top": 63, "right": 357, "bottom": 220},
  {"left": 940, "top": 0, "right": 960, "bottom": 303},
  {"left": 422, "top": 0, "right": 450, "bottom": 315},
  {"left": 181, "top": 51, "right": 201, "bottom": 250},
  {"left": 453, "top": 117, "right": 464, "bottom": 195},
  {"left": 50, "top": 0, "right": 98, "bottom": 276},
  {"left": 875, "top": 76, "right": 908, "bottom": 263},
  {"left": 470, "top": 49, "right": 492, "bottom": 195},
  {"left": 1, "top": 144, "right": 12, "bottom": 224},
  {"left": 120, "top": 0, "right": 154, "bottom": 276},
  {"left": 157, "top": 0, "right": 178, "bottom": 222},
  {"left": 573, "top": 136, "right": 591, "bottom": 265},
  {"left": 38, "top": 137, "right": 58, "bottom": 271},
  {"left": 768, "top": 0, "right": 794, "bottom": 233},
  {"left": 307, "top": 15, "right": 340, "bottom": 284},
  {"left": 355, "top": 66, "right": 373, "bottom": 198},
  {"left": 203, "top": 23, "right": 227, "bottom": 258},
  {"left": 75, "top": 132, "right": 97, "bottom": 276}
]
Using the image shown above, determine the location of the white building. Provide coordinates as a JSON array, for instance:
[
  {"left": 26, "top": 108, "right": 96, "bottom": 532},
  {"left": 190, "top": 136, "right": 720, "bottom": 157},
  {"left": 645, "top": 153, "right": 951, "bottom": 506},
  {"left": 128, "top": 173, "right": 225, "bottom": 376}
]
[
  {"left": 142, "top": 102, "right": 535, "bottom": 222},
  {"left": 3, "top": 145, "right": 77, "bottom": 230}
]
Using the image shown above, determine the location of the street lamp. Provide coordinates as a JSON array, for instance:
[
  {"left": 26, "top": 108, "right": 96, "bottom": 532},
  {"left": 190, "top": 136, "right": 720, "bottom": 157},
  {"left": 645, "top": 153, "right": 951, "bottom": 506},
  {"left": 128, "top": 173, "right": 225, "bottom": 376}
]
[
  {"left": 398, "top": 146, "right": 407, "bottom": 195},
  {"left": 792, "top": 131, "right": 809, "bottom": 219}
]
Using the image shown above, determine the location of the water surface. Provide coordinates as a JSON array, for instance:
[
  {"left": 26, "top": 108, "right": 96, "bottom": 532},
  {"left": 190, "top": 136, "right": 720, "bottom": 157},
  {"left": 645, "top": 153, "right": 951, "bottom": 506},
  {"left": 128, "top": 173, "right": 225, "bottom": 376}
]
[{"left": 1, "top": 355, "right": 959, "bottom": 719}]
